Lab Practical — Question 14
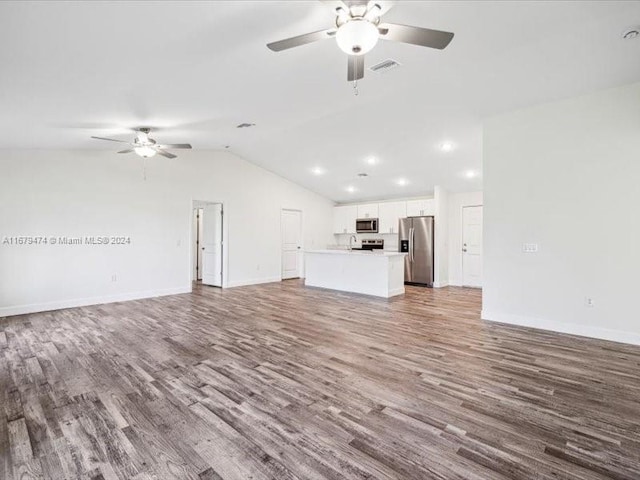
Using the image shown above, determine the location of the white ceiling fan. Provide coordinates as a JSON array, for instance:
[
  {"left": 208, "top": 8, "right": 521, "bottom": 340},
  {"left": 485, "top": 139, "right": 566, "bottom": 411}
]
[
  {"left": 91, "top": 127, "right": 192, "bottom": 159},
  {"left": 267, "top": 0, "right": 454, "bottom": 82}
]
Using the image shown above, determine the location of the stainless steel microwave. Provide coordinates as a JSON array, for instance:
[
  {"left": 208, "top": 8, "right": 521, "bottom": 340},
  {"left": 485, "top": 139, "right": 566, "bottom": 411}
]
[{"left": 356, "top": 218, "right": 378, "bottom": 233}]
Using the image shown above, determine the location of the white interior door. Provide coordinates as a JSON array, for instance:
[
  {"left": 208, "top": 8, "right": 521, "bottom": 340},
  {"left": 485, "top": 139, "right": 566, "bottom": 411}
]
[
  {"left": 462, "top": 206, "right": 483, "bottom": 287},
  {"left": 281, "top": 210, "right": 302, "bottom": 280},
  {"left": 201, "top": 204, "right": 223, "bottom": 287}
]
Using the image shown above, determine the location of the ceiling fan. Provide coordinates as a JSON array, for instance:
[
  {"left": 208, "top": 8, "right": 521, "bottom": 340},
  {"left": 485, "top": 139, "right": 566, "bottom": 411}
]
[
  {"left": 267, "top": 0, "right": 454, "bottom": 82},
  {"left": 91, "top": 128, "right": 192, "bottom": 159}
]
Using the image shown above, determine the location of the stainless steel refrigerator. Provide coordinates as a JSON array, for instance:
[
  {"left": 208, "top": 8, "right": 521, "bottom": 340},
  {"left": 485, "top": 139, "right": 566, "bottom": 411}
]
[{"left": 398, "top": 216, "right": 434, "bottom": 287}]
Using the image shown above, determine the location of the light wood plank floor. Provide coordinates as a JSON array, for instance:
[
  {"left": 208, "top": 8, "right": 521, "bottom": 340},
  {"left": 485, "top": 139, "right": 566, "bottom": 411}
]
[{"left": 1, "top": 281, "right": 640, "bottom": 480}]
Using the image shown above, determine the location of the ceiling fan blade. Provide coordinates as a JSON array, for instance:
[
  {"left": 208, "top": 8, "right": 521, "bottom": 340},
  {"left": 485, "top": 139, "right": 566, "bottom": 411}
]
[
  {"left": 347, "top": 55, "right": 364, "bottom": 82},
  {"left": 267, "top": 28, "right": 336, "bottom": 52},
  {"left": 155, "top": 149, "right": 177, "bottom": 159},
  {"left": 369, "top": 1, "right": 394, "bottom": 16},
  {"left": 156, "top": 144, "right": 192, "bottom": 149},
  {"left": 117, "top": 149, "right": 134, "bottom": 154},
  {"left": 319, "top": 0, "right": 349, "bottom": 11},
  {"left": 91, "top": 136, "right": 130, "bottom": 143},
  {"left": 378, "top": 23, "right": 454, "bottom": 50}
]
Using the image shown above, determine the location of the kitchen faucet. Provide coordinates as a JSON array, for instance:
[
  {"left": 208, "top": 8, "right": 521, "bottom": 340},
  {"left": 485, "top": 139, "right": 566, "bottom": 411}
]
[{"left": 349, "top": 235, "right": 357, "bottom": 251}]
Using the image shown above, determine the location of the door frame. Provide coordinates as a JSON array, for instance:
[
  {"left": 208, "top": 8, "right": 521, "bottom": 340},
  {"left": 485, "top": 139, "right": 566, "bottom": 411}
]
[
  {"left": 280, "top": 208, "right": 303, "bottom": 280},
  {"left": 461, "top": 204, "right": 483, "bottom": 288},
  {"left": 190, "top": 199, "right": 228, "bottom": 289}
]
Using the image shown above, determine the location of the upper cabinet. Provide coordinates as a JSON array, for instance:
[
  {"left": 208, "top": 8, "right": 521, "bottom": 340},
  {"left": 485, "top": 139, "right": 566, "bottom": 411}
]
[
  {"left": 406, "top": 199, "right": 435, "bottom": 217},
  {"left": 334, "top": 198, "right": 434, "bottom": 235},
  {"left": 378, "top": 201, "right": 407, "bottom": 235},
  {"left": 356, "top": 203, "right": 378, "bottom": 219},
  {"left": 333, "top": 205, "right": 358, "bottom": 234}
]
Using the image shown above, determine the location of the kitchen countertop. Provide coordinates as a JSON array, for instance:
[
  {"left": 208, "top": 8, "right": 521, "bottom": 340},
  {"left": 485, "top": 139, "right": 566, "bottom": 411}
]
[{"left": 306, "top": 249, "right": 406, "bottom": 257}]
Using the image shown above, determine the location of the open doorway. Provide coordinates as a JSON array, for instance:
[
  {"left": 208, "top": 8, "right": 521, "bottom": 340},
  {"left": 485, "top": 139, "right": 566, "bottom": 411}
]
[
  {"left": 192, "top": 201, "right": 223, "bottom": 287},
  {"left": 194, "top": 208, "right": 204, "bottom": 281}
]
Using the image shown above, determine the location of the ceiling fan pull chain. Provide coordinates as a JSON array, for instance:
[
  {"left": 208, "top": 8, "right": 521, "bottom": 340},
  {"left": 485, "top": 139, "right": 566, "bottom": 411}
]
[
  {"left": 143, "top": 157, "right": 147, "bottom": 181},
  {"left": 352, "top": 56, "right": 359, "bottom": 96}
]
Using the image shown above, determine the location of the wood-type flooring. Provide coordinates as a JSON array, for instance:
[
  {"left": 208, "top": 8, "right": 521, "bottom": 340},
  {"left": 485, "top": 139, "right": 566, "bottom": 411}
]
[{"left": 1, "top": 281, "right": 640, "bottom": 479}]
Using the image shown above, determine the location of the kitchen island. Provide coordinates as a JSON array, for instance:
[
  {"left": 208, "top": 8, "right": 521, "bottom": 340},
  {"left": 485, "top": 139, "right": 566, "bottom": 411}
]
[{"left": 304, "top": 250, "right": 406, "bottom": 298}]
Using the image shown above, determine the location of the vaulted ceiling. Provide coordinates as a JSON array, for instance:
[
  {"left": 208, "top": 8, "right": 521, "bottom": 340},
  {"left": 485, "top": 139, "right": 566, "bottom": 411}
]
[{"left": 1, "top": 1, "right": 639, "bottom": 201}]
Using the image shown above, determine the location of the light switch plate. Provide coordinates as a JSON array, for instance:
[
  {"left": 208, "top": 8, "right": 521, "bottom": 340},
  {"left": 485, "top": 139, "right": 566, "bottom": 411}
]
[{"left": 522, "top": 243, "right": 539, "bottom": 253}]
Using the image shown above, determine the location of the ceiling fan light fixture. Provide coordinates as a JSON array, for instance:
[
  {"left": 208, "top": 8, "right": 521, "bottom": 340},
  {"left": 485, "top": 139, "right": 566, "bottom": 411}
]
[
  {"left": 336, "top": 19, "right": 379, "bottom": 56},
  {"left": 136, "top": 131, "right": 149, "bottom": 144},
  {"left": 335, "top": 6, "right": 350, "bottom": 23},
  {"left": 134, "top": 145, "right": 157, "bottom": 158}
]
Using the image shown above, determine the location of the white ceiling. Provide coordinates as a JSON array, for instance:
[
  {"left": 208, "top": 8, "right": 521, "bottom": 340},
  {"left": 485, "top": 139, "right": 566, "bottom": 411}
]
[{"left": 1, "top": 1, "right": 639, "bottom": 202}]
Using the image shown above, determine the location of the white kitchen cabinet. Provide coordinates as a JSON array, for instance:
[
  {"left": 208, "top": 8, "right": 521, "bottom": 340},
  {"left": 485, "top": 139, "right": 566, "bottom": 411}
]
[
  {"left": 406, "top": 199, "right": 435, "bottom": 217},
  {"left": 378, "top": 201, "right": 407, "bottom": 234},
  {"left": 356, "top": 203, "right": 379, "bottom": 219},
  {"left": 333, "top": 205, "right": 358, "bottom": 234}
]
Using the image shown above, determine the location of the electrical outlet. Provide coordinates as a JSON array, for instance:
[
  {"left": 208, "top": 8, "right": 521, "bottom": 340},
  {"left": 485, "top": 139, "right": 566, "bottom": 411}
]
[
  {"left": 111, "top": 274, "right": 117, "bottom": 282},
  {"left": 585, "top": 297, "right": 595, "bottom": 308},
  {"left": 522, "top": 243, "right": 539, "bottom": 253}
]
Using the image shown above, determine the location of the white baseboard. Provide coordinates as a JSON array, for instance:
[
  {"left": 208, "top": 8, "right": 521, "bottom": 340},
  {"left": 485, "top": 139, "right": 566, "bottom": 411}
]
[
  {"left": 433, "top": 281, "right": 449, "bottom": 288},
  {"left": 226, "top": 276, "right": 282, "bottom": 288},
  {"left": 482, "top": 310, "right": 640, "bottom": 346},
  {"left": 449, "top": 282, "right": 483, "bottom": 289},
  {"left": 0, "top": 286, "right": 192, "bottom": 318}
]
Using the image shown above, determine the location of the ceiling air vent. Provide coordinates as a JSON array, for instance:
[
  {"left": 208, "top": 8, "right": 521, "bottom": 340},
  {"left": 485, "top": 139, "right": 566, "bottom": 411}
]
[{"left": 369, "top": 59, "right": 401, "bottom": 74}]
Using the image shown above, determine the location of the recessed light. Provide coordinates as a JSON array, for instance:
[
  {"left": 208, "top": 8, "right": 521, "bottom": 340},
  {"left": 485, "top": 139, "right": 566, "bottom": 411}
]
[
  {"left": 465, "top": 170, "right": 477, "bottom": 179},
  {"left": 440, "top": 142, "right": 454, "bottom": 152},
  {"left": 366, "top": 157, "right": 377, "bottom": 165},
  {"left": 396, "top": 178, "right": 408, "bottom": 186},
  {"left": 346, "top": 185, "right": 356, "bottom": 193},
  {"left": 311, "top": 167, "right": 325, "bottom": 175},
  {"left": 622, "top": 26, "right": 640, "bottom": 40}
]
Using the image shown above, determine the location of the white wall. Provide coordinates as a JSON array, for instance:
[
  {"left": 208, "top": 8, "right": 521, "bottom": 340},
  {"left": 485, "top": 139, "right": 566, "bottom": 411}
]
[
  {"left": 483, "top": 81, "right": 640, "bottom": 345},
  {"left": 434, "top": 186, "right": 449, "bottom": 287},
  {"left": 0, "top": 150, "right": 334, "bottom": 316},
  {"left": 448, "top": 191, "right": 483, "bottom": 286}
]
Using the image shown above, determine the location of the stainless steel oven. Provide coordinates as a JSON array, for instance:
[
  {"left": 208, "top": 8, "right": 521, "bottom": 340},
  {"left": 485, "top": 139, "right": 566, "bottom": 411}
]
[{"left": 356, "top": 218, "right": 378, "bottom": 233}]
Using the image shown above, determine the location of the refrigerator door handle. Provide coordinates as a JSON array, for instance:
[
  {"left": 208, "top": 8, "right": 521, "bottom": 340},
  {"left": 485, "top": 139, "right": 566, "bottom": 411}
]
[
  {"left": 409, "top": 227, "right": 414, "bottom": 262},
  {"left": 412, "top": 227, "right": 416, "bottom": 262}
]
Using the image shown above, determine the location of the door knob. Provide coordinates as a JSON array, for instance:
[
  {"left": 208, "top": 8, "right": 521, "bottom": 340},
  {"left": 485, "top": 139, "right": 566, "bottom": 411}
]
[{"left": 462, "top": 248, "right": 467, "bottom": 252}]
